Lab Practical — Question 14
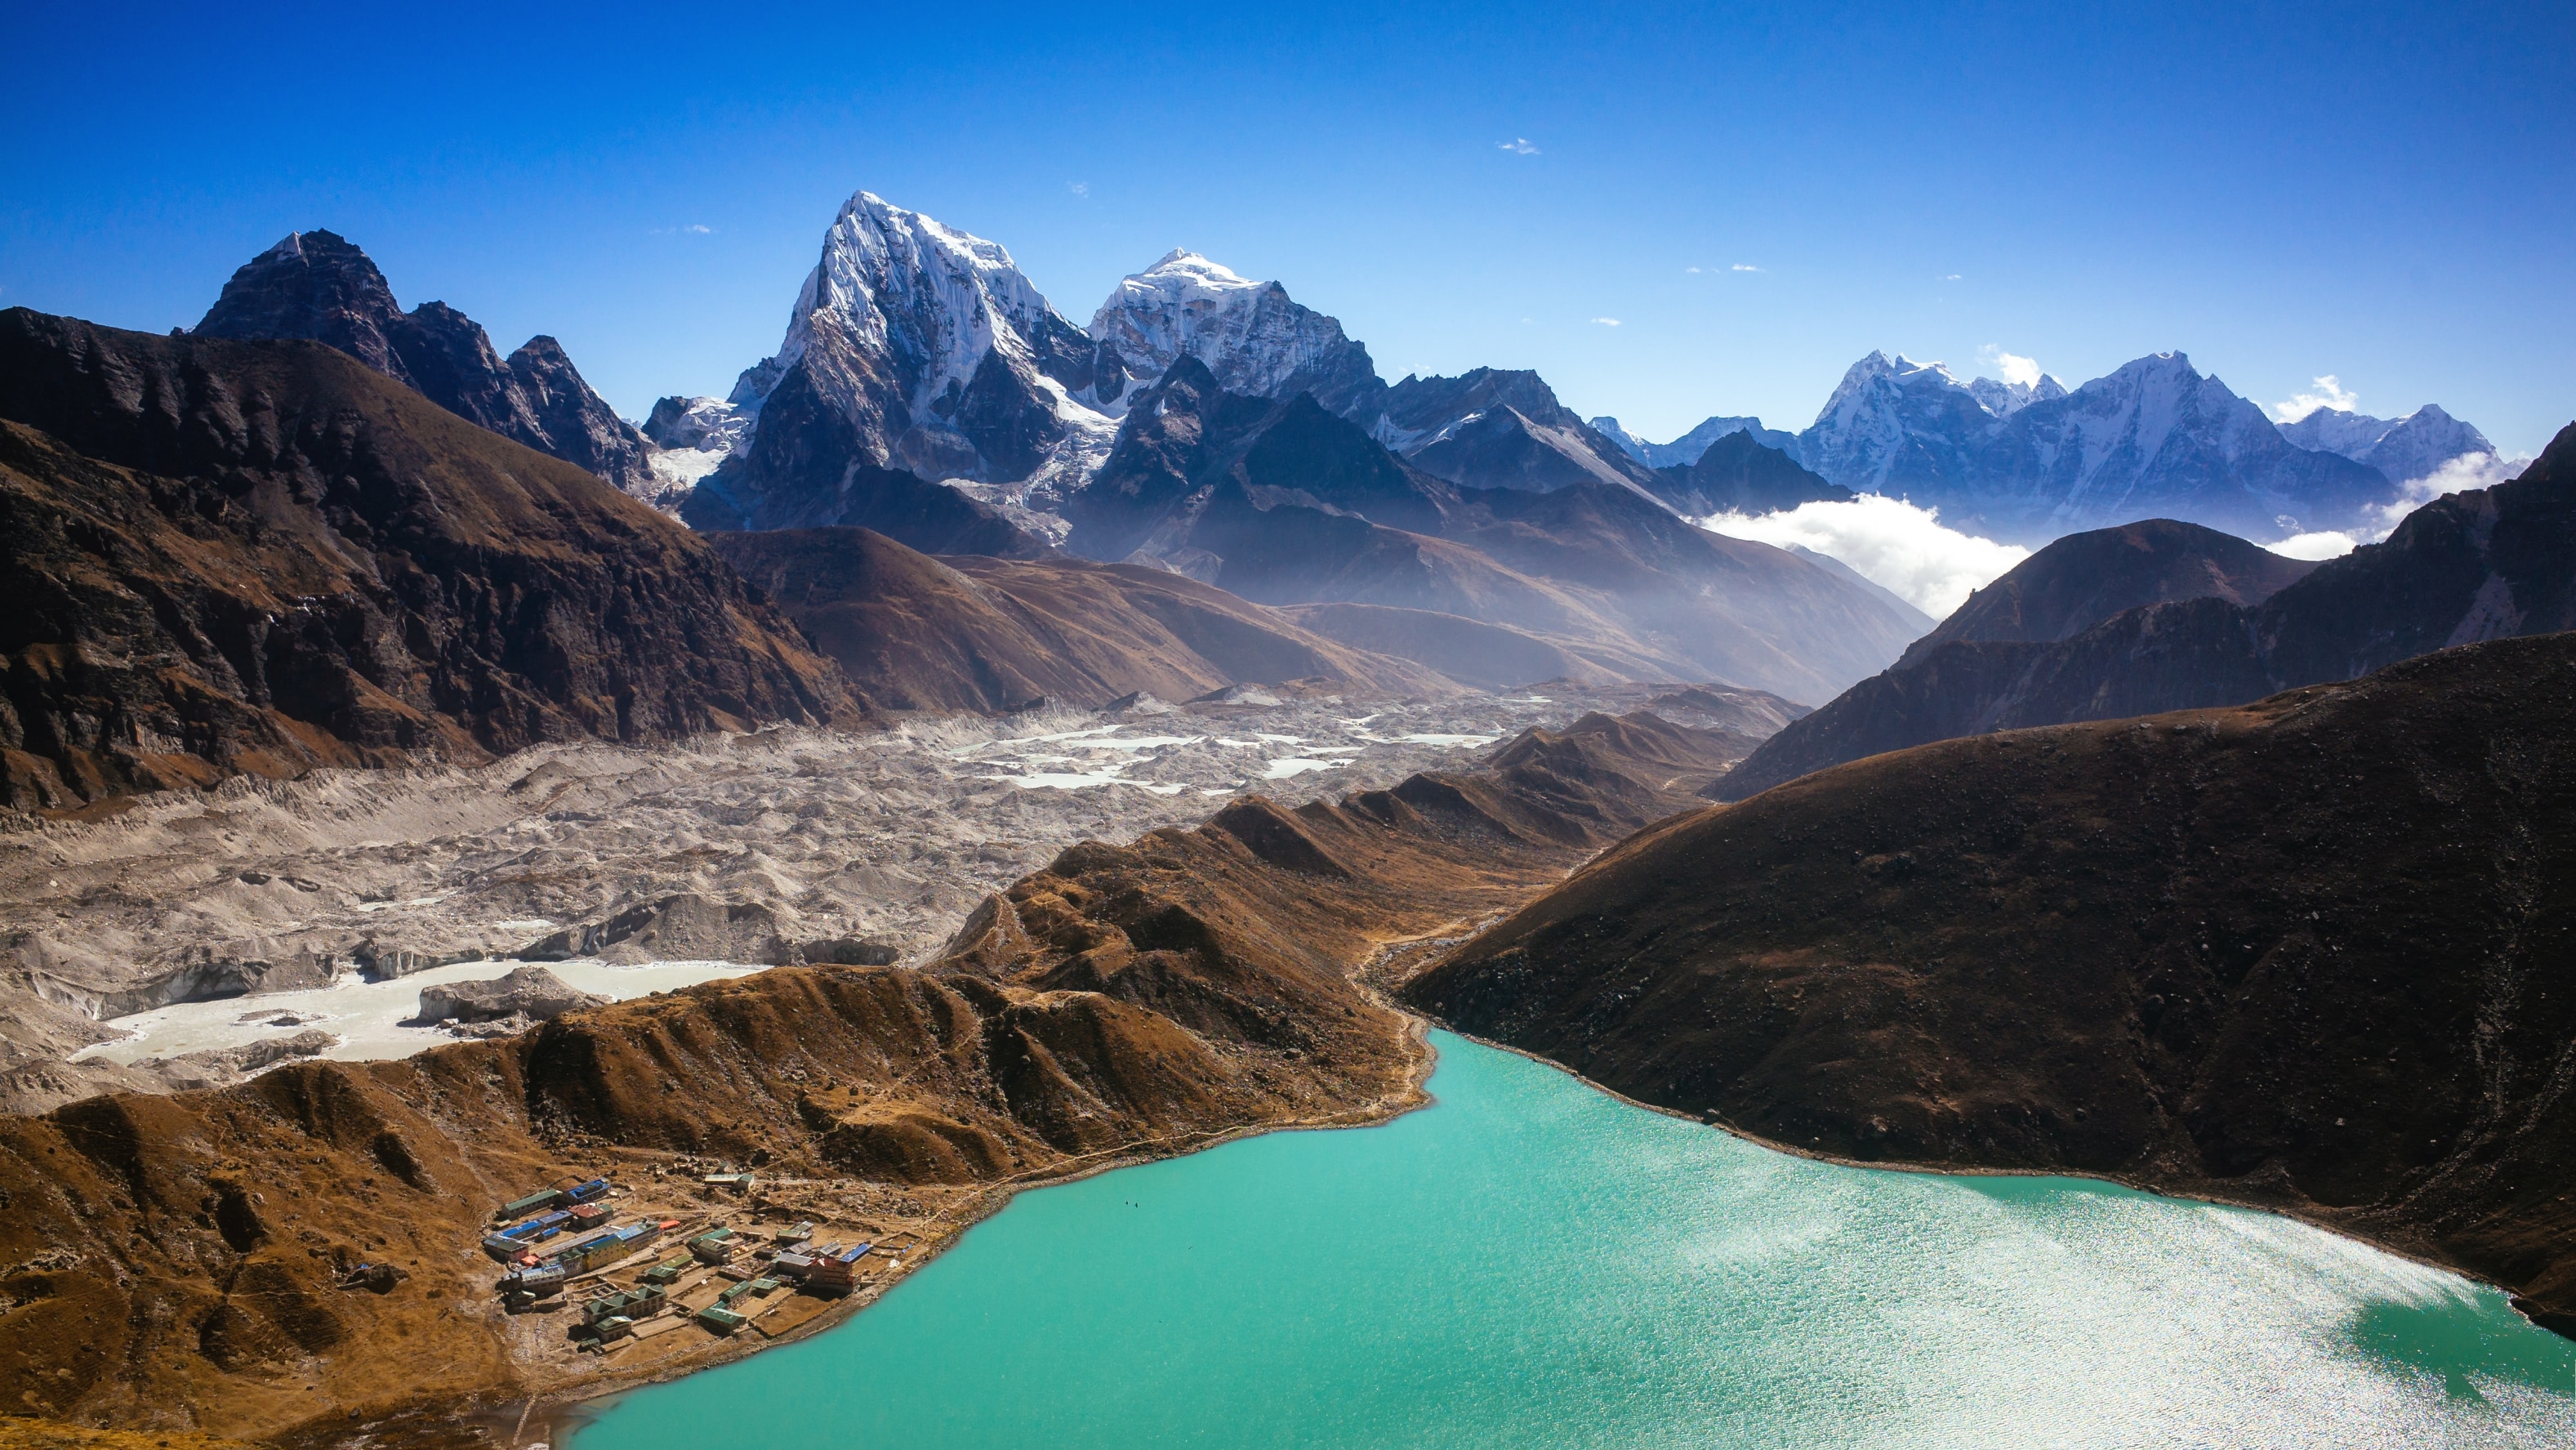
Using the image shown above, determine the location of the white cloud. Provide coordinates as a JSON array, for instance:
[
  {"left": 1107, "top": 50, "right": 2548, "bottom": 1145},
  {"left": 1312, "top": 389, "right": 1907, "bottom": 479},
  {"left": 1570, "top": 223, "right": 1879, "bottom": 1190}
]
[
  {"left": 2267, "top": 374, "right": 2360, "bottom": 424},
  {"left": 1980, "top": 346, "right": 2041, "bottom": 387},
  {"left": 685, "top": 223, "right": 711, "bottom": 234},
  {"left": 1498, "top": 138, "right": 1540, "bottom": 154},
  {"left": 1731, "top": 263, "right": 1763, "bottom": 273},
  {"left": 1700, "top": 495, "right": 2030, "bottom": 616},
  {"left": 2265, "top": 448, "right": 2534, "bottom": 560},
  {"left": 2269, "top": 531, "right": 2360, "bottom": 560},
  {"left": 1943, "top": 273, "right": 1962, "bottom": 281},
  {"left": 1590, "top": 317, "right": 1621, "bottom": 327},
  {"left": 1067, "top": 181, "right": 1090, "bottom": 198},
  {"left": 1685, "top": 265, "right": 1702, "bottom": 274}
]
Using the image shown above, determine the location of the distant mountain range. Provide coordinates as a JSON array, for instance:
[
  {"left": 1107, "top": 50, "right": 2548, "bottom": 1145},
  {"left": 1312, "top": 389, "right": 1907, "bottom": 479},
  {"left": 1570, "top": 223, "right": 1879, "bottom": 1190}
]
[
  {"left": 648, "top": 192, "right": 1927, "bottom": 703},
  {"left": 163, "top": 193, "right": 2515, "bottom": 713},
  {"left": 1714, "top": 423, "right": 2574, "bottom": 799},
  {"left": 1605, "top": 352, "right": 2499, "bottom": 545}
]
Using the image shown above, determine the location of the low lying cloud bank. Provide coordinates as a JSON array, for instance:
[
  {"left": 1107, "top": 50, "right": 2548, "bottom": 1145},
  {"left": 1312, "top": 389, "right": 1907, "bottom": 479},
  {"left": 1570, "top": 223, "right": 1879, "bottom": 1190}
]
[
  {"left": 1705, "top": 449, "right": 2532, "bottom": 618},
  {"left": 1700, "top": 495, "right": 2030, "bottom": 618},
  {"left": 2266, "top": 450, "right": 2534, "bottom": 560}
]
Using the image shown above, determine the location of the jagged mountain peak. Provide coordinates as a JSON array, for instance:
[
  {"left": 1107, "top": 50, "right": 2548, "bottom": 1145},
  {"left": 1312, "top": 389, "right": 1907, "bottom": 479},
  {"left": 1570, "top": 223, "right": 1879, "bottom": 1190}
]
[
  {"left": 193, "top": 228, "right": 656, "bottom": 499},
  {"left": 678, "top": 189, "right": 1116, "bottom": 533},
  {"left": 766, "top": 190, "right": 1090, "bottom": 414},
  {"left": 2279, "top": 400, "right": 2497, "bottom": 485},
  {"left": 1085, "top": 246, "right": 1381, "bottom": 419}
]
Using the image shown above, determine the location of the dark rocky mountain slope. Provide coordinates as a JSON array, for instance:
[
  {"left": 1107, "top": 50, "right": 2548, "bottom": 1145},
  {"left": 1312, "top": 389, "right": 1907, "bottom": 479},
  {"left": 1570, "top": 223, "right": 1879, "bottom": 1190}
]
[
  {"left": 0, "top": 310, "right": 853, "bottom": 810},
  {"left": 705, "top": 527, "right": 1459, "bottom": 712},
  {"left": 1649, "top": 430, "right": 1853, "bottom": 517},
  {"left": 1895, "top": 518, "right": 2316, "bottom": 668},
  {"left": 194, "top": 231, "right": 657, "bottom": 498},
  {"left": 1408, "top": 631, "right": 2576, "bottom": 1333},
  {"left": 1717, "top": 426, "right": 2576, "bottom": 799},
  {"left": 1063, "top": 360, "right": 1929, "bottom": 703}
]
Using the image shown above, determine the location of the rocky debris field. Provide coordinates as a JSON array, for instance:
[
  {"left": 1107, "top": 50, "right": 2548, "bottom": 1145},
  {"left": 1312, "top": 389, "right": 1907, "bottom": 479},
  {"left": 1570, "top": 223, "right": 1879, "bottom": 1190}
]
[{"left": 0, "top": 684, "right": 1780, "bottom": 1111}]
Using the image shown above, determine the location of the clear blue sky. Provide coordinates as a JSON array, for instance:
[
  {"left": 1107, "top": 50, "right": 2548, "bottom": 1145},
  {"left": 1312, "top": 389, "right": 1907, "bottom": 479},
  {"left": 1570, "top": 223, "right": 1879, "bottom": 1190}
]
[{"left": 6, "top": 2, "right": 2569, "bottom": 453}]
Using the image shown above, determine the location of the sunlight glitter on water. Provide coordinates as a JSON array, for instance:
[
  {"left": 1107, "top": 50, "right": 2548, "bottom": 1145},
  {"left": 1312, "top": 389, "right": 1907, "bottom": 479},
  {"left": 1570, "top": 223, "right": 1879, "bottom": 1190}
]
[{"left": 572, "top": 1033, "right": 2576, "bottom": 1448}]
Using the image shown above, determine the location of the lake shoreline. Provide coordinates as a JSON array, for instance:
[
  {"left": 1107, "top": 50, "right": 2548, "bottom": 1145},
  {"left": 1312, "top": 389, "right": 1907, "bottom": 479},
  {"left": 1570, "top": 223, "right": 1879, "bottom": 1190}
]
[
  {"left": 1431, "top": 1022, "right": 2576, "bottom": 1345},
  {"left": 281, "top": 1006, "right": 1445, "bottom": 1450}
]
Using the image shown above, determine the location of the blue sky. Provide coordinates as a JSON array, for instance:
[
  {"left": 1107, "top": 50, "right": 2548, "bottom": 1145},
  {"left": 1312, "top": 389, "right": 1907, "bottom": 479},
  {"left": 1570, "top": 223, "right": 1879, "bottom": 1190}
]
[{"left": 5, "top": 2, "right": 2570, "bottom": 453}]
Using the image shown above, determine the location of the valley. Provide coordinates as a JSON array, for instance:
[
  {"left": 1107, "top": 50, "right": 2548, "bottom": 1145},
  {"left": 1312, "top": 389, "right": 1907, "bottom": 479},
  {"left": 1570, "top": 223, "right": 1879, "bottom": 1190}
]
[{"left": 1, "top": 111, "right": 2568, "bottom": 1450}]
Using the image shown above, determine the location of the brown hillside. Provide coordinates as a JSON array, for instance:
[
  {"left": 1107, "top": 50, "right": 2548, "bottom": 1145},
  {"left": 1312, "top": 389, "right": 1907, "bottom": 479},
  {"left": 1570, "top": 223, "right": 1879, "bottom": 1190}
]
[
  {"left": 1, "top": 710, "right": 1740, "bottom": 1442},
  {"left": 0, "top": 310, "right": 854, "bottom": 811},
  {"left": 1894, "top": 517, "right": 2316, "bottom": 669},
  {"left": 1409, "top": 632, "right": 2576, "bottom": 1332},
  {"left": 706, "top": 528, "right": 1458, "bottom": 712}
]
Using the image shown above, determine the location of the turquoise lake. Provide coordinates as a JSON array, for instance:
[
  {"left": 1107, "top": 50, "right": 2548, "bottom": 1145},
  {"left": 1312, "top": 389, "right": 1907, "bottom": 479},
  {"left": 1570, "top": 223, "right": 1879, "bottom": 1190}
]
[{"left": 573, "top": 1032, "right": 2576, "bottom": 1448}]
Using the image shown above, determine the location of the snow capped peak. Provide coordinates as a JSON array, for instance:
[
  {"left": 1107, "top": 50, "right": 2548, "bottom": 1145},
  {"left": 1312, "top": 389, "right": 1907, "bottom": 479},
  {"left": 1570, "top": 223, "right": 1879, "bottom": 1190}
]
[
  {"left": 764, "top": 189, "right": 1077, "bottom": 405},
  {"left": 1086, "top": 248, "right": 1381, "bottom": 417},
  {"left": 1133, "top": 249, "right": 1268, "bottom": 293}
]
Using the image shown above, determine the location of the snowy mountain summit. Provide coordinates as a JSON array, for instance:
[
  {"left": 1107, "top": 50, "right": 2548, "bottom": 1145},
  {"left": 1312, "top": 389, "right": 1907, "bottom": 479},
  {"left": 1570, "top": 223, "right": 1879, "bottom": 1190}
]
[
  {"left": 1790, "top": 350, "right": 2413, "bottom": 542},
  {"left": 2276, "top": 403, "right": 2495, "bottom": 489},
  {"left": 1085, "top": 249, "right": 1384, "bottom": 417},
  {"left": 680, "top": 191, "right": 1121, "bottom": 534}
]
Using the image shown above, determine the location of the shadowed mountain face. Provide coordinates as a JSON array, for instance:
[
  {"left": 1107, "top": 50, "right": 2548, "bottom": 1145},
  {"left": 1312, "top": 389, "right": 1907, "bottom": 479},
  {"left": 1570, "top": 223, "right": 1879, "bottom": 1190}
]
[
  {"left": 0, "top": 310, "right": 854, "bottom": 810},
  {"left": 1650, "top": 431, "right": 1853, "bottom": 517},
  {"left": 1895, "top": 518, "right": 2317, "bottom": 668},
  {"left": 703, "top": 526, "right": 1460, "bottom": 712},
  {"left": 1363, "top": 367, "right": 1678, "bottom": 509},
  {"left": 194, "top": 231, "right": 657, "bottom": 498},
  {"left": 1716, "top": 426, "right": 2576, "bottom": 799},
  {"left": 1408, "top": 632, "right": 2576, "bottom": 1332},
  {"left": 1062, "top": 360, "right": 1930, "bottom": 703}
]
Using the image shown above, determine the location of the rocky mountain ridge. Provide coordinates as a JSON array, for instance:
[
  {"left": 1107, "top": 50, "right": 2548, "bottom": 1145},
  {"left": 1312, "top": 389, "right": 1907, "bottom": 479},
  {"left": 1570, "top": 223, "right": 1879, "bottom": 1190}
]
[
  {"left": 0, "top": 308, "right": 854, "bottom": 811},
  {"left": 1054, "top": 358, "right": 1931, "bottom": 702},
  {"left": 193, "top": 231, "right": 660, "bottom": 500},
  {"left": 1715, "top": 423, "right": 2576, "bottom": 798}
]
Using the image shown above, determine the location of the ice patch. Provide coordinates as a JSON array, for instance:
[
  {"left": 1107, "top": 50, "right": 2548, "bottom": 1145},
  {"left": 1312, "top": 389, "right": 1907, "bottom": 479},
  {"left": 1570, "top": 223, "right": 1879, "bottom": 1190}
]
[{"left": 70, "top": 958, "right": 769, "bottom": 1067}]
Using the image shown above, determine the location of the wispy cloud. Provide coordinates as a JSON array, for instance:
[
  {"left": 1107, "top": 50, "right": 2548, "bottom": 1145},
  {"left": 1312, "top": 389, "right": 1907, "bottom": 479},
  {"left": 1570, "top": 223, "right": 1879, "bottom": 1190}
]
[
  {"left": 1731, "top": 263, "right": 1762, "bottom": 273},
  {"left": 1685, "top": 265, "right": 1702, "bottom": 274},
  {"left": 1942, "top": 273, "right": 1962, "bottom": 282},
  {"left": 1979, "top": 345, "right": 2041, "bottom": 388},
  {"left": 651, "top": 224, "right": 715, "bottom": 236},
  {"left": 1701, "top": 495, "right": 2029, "bottom": 615},
  {"left": 1590, "top": 316, "right": 1621, "bottom": 327},
  {"left": 1067, "top": 181, "right": 1090, "bottom": 198},
  {"left": 2267, "top": 374, "right": 2359, "bottom": 424},
  {"left": 1498, "top": 137, "right": 1540, "bottom": 154}
]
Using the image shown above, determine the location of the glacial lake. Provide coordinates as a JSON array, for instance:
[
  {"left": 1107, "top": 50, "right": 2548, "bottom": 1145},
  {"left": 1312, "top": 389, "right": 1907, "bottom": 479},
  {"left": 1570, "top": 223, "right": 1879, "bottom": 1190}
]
[{"left": 573, "top": 1032, "right": 2576, "bottom": 1448}]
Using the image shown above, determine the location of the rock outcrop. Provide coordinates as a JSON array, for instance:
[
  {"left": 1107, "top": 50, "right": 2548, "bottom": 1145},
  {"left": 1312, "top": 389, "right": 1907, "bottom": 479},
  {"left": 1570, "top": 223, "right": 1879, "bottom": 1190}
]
[
  {"left": 417, "top": 966, "right": 607, "bottom": 1024},
  {"left": 193, "top": 230, "right": 658, "bottom": 498},
  {"left": 0, "top": 308, "right": 855, "bottom": 810},
  {"left": 519, "top": 895, "right": 794, "bottom": 967}
]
